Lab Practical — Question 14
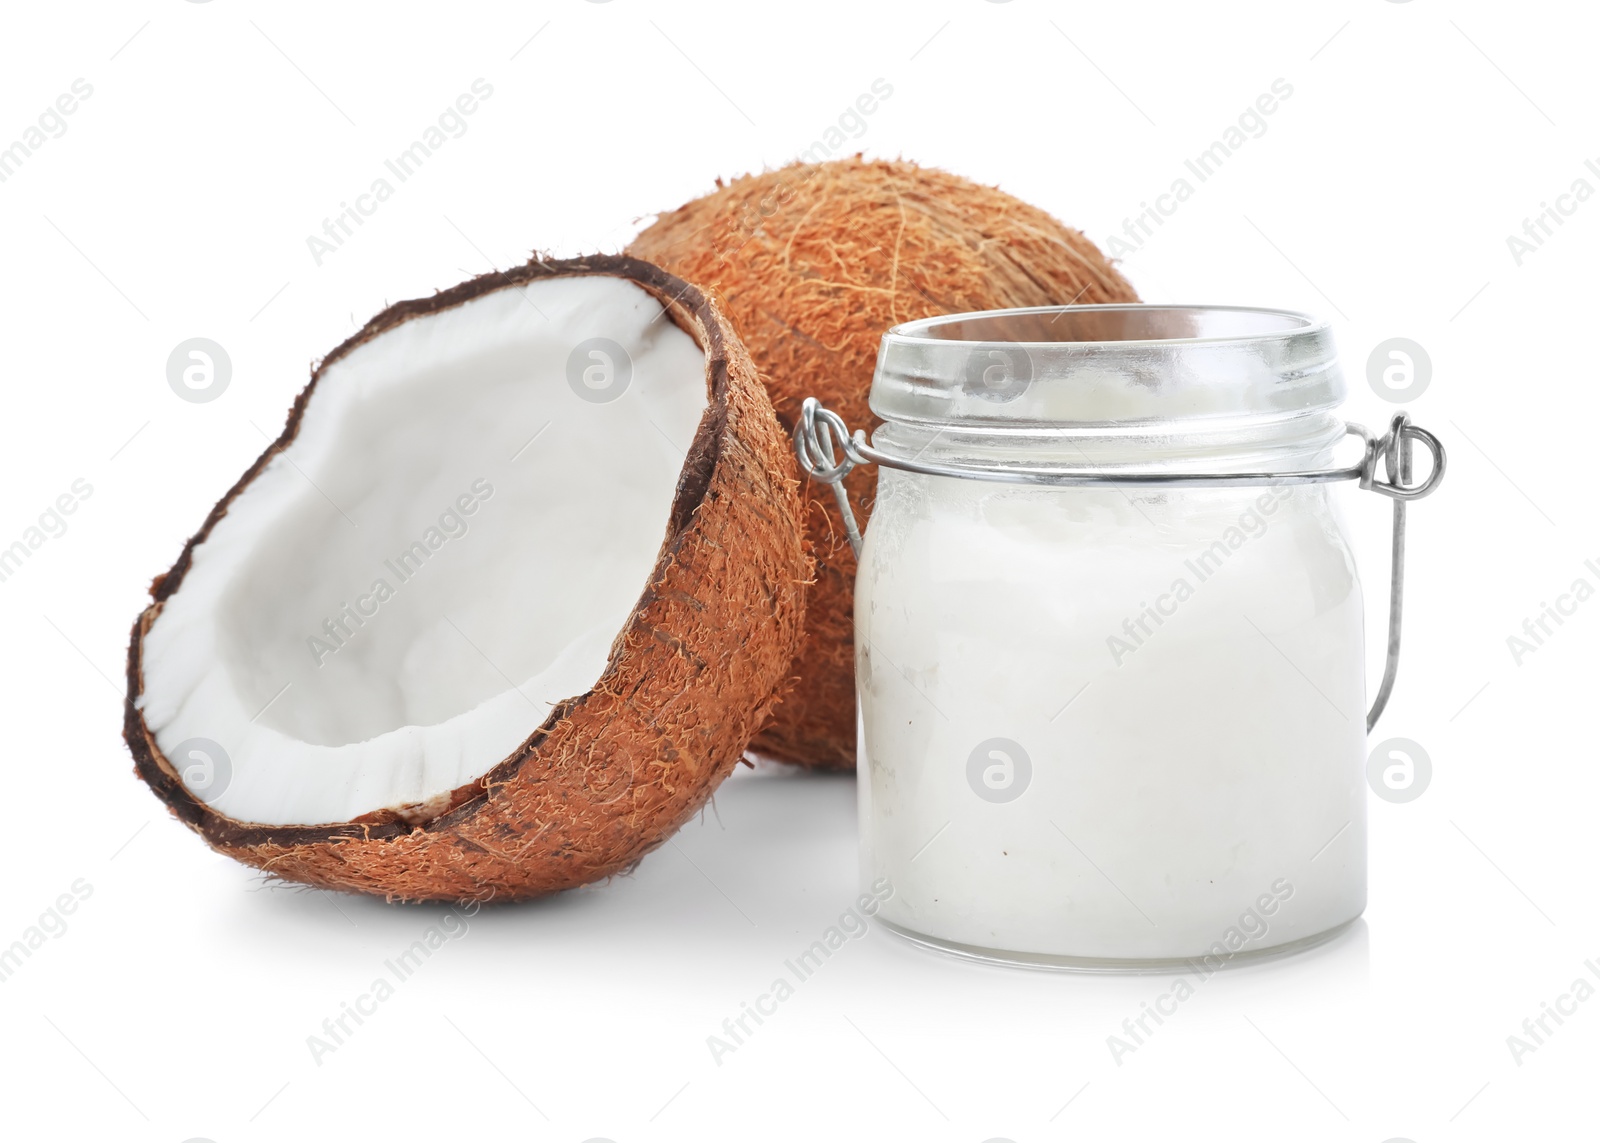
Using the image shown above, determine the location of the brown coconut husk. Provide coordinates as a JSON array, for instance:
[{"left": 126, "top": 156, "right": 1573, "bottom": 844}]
[
  {"left": 124, "top": 255, "right": 807, "bottom": 902},
  {"left": 628, "top": 157, "right": 1139, "bottom": 769}
]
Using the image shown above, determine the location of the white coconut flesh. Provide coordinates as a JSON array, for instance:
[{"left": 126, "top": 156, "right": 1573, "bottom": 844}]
[{"left": 138, "top": 276, "right": 709, "bottom": 826}]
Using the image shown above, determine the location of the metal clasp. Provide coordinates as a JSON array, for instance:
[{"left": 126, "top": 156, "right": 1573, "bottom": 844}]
[{"left": 794, "top": 398, "right": 1445, "bottom": 733}]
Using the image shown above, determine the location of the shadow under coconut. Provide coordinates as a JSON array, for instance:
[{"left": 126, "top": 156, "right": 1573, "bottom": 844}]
[{"left": 232, "top": 760, "right": 860, "bottom": 960}]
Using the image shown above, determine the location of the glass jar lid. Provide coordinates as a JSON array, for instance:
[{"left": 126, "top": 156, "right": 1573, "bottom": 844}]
[{"left": 871, "top": 304, "right": 1344, "bottom": 430}]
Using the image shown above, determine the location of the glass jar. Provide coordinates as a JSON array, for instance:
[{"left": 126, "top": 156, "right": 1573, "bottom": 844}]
[{"left": 795, "top": 304, "right": 1445, "bottom": 971}]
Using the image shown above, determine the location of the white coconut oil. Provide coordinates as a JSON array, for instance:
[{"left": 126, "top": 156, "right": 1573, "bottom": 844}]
[{"left": 852, "top": 304, "right": 1370, "bottom": 967}]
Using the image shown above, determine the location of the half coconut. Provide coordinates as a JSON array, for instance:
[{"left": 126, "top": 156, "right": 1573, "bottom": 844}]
[{"left": 125, "top": 255, "right": 806, "bottom": 901}]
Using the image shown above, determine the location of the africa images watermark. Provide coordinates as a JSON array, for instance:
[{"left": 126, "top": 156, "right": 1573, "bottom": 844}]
[
  {"left": 305, "top": 79, "right": 495, "bottom": 266},
  {"left": 1505, "top": 955, "right": 1600, "bottom": 1066},
  {"left": 0, "top": 78, "right": 93, "bottom": 186},
  {"left": 1106, "top": 482, "right": 1294, "bottom": 666},
  {"left": 705, "top": 878, "right": 895, "bottom": 1066},
  {"left": 793, "top": 79, "right": 894, "bottom": 167},
  {"left": 1504, "top": 157, "right": 1600, "bottom": 267},
  {"left": 0, "top": 479, "right": 94, "bottom": 587},
  {"left": 1504, "top": 555, "right": 1600, "bottom": 666},
  {"left": 1104, "top": 78, "right": 1295, "bottom": 259},
  {"left": 703, "top": 77, "right": 894, "bottom": 270},
  {"left": 0, "top": 879, "right": 94, "bottom": 984},
  {"left": 1106, "top": 878, "right": 1296, "bottom": 1065},
  {"left": 306, "top": 478, "right": 494, "bottom": 666},
  {"left": 307, "top": 898, "right": 481, "bottom": 1065}
]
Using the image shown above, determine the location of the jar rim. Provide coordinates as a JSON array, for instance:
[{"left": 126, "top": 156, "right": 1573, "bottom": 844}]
[
  {"left": 870, "top": 303, "right": 1345, "bottom": 430},
  {"left": 883, "top": 303, "right": 1328, "bottom": 350}
]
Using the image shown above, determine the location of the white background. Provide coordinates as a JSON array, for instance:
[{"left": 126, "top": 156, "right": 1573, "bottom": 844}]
[{"left": 1, "top": 1, "right": 1595, "bottom": 1139}]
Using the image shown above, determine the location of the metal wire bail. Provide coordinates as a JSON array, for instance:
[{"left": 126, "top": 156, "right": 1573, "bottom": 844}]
[
  {"left": 795, "top": 397, "right": 866, "bottom": 556},
  {"left": 792, "top": 397, "right": 1446, "bottom": 734}
]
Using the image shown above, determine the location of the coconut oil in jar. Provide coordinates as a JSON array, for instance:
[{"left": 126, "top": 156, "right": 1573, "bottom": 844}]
[{"left": 854, "top": 305, "right": 1368, "bottom": 968}]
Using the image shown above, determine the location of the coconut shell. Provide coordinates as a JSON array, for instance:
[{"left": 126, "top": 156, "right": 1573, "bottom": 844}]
[
  {"left": 124, "top": 255, "right": 807, "bottom": 902},
  {"left": 628, "top": 157, "right": 1139, "bottom": 769}
]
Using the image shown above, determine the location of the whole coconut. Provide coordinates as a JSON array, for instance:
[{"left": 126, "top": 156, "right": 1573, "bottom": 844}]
[{"left": 629, "top": 157, "right": 1138, "bottom": 770}]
